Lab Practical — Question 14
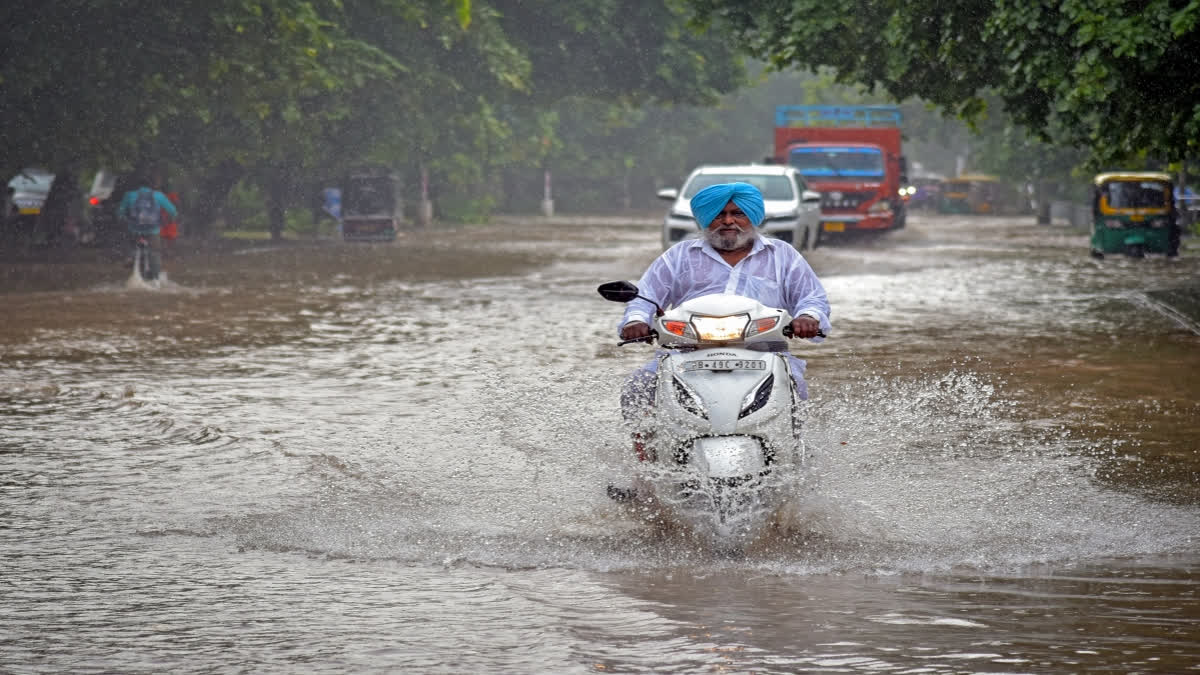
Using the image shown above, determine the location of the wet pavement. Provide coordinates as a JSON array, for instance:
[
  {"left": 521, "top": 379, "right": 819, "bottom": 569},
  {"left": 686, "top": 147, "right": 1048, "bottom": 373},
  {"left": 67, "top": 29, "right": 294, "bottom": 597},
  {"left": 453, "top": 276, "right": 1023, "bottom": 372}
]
[{"left": 1, "top": 214, "right": 1197, "bottom": 673}]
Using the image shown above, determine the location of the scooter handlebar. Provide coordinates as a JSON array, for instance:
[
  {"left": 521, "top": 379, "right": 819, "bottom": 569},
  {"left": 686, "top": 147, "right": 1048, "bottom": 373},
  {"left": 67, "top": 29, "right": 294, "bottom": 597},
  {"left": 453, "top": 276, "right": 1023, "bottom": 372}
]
[
  {"left": 617, "top": 331, "right": 658, "bottom": 346},
  {"left": 618, "top": 326, "right": 825, "bottom": 345},
  {"left": 782, "top": 324, "right": 826, "bottom": 339}
]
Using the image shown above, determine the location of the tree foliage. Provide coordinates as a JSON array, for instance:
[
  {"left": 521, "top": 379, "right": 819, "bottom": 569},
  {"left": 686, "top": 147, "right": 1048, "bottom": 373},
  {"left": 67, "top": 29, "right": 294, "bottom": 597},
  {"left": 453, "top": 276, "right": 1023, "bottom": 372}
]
[
  {"left": 0, "top": 0, "right": 747, "bottom": 236},
  {"left": 6, "top": 0, "right": 1162, "bottom": 238},
  {"left": 683, "top": 0, "right": 1200, "bottom": 167}
]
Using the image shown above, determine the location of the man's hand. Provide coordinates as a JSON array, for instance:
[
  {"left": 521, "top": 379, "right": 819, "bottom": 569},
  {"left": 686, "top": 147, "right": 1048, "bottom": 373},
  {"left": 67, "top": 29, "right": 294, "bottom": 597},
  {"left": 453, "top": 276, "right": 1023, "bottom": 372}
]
[
  {"left": 620, "top": 321, "right": 651, "bottom": 341},
  {"left": 790, "top": 316, "right": 821, "bottom": 339}
]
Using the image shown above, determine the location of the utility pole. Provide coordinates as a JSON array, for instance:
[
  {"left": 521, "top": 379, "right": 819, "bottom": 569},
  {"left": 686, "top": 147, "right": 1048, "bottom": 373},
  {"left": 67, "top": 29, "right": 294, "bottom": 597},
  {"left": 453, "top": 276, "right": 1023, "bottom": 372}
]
[
  {"left": 541, "top": 168, "right": 554, "bottom": 217},
  {"left": 418, "top": 164, "right": 433, "bottom": 226}
]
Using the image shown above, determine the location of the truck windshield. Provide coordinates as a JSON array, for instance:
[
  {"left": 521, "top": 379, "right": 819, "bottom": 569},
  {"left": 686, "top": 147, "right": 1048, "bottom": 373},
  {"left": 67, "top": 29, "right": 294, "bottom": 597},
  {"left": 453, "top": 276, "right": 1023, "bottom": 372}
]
[
  {"left": 789, "top": 147, "right": 884, "bottom": 178},
  {"left": 683, "top": 175, "right": 795, "bottom": 200}
]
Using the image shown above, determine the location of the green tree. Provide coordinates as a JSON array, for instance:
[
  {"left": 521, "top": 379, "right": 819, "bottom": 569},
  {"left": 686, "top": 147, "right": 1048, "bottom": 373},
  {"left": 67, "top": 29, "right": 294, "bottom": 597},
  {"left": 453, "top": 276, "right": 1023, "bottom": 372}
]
[
  {"left": 683, "top": 0, "right": 1200, "bottom": 167},
  {"left": 1, "top": 0, "right": 751, "bottom": 233},
  {"left": 436, "top": 0, "right": 749, "bottom": 218}
]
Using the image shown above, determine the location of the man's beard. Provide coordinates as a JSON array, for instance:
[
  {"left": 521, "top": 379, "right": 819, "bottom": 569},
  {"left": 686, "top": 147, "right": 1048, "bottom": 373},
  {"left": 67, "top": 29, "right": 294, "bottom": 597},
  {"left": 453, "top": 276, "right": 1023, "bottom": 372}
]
[{"left": 705, "top": 225, "right": 758, "bottom": 251}]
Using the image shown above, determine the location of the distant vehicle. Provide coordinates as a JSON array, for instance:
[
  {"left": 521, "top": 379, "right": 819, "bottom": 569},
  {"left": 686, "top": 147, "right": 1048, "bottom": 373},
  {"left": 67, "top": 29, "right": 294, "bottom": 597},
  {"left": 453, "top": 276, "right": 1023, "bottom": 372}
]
[
  {"left": 905, "top": 173, "right": 947, "bottom": 210},
  {"left": 88, "top": 170, "right": 118, "bottom": 205},
  {"left": 5, "top": 168, "right": 55, "bottom": 221},
  {"left": 771, "top": 105, "right": 907, "bottom": 237},
  {"left": 341, "top": 169, "right": 402, "bottom": 242},
  {"left": 1090, "top": 171, "right": 1179, "bottom": 258},
  {"left": 938, "top": 174, "right": 1023, "bottom": 215},
  {"left": 84, "top": 169, "right": 139, "bottom": 244},
  {"left": 656, "top": 164, "right": 821, "bottom": 252}
]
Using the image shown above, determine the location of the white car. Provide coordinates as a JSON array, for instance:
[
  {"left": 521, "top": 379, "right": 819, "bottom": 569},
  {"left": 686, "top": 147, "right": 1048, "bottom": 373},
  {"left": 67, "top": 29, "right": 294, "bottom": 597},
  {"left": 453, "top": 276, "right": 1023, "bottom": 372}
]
[
  {"left": 657, "top": 165, "right": 821, "bottom": 251},
  {"left": 5, "top": 168, "right": 55, "bottom": 220}
]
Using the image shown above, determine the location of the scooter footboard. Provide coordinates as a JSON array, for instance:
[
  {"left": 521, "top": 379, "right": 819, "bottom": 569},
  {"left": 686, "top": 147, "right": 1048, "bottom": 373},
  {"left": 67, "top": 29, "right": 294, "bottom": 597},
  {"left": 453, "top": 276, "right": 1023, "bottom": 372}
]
[{"left": 692, "top": 436, "right": 767, "bottom": 479}]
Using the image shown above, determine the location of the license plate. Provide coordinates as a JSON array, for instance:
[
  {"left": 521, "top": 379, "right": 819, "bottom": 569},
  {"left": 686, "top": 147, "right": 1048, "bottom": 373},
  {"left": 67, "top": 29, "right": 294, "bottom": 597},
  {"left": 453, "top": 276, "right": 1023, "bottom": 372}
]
[
  {"left": 683, "top": 359, "right": 766, "bottom": 371},
  {"left": 822, "top": 221, "right": 845, "bottom": 232}
]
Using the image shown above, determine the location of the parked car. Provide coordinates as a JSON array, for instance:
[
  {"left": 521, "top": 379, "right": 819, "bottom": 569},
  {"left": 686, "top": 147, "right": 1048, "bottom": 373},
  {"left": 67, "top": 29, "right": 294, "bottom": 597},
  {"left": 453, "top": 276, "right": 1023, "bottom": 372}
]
[
  {"left": 3, "top": 168, "right": 56, "bottom": 241},
  {"left": 5, "top": 168, "right": 55, "bottom": 220},
  {"left": 656, "top": 164, "right": 821, "bottom": 251},
  {"left": 85, "top": 170, "right": 141, "bottom": 243}
]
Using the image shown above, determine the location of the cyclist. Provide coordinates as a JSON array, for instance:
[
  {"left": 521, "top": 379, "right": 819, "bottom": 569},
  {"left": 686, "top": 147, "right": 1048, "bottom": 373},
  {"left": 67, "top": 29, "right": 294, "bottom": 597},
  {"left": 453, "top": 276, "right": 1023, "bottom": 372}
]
[{"left": 117, "top": 176, "right": 177, "bottom": 281}]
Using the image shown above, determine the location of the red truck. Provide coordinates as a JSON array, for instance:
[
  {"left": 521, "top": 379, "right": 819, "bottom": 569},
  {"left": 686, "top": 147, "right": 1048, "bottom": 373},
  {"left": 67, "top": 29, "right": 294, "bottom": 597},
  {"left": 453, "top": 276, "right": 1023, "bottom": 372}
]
[{"left": 773, "top": 105, "right": 907, "bottom": 236}]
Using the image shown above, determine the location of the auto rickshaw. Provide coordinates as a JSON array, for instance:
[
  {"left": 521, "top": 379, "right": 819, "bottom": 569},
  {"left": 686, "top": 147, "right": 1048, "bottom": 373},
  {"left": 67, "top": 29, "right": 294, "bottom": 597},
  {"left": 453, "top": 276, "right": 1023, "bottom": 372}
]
[
  {"left": 1089, "top": 172, "right": 1178, "bottom": 258},
  {"left": 938, "top": 174, "right": 1017, "bottom": 215},
  {"left": 341, "top": 168, "right": 402, "bottom": 242}
]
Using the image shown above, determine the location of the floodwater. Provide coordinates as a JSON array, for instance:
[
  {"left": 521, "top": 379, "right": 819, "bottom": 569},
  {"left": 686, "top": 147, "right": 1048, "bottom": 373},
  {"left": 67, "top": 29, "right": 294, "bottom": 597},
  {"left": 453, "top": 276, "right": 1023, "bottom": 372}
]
[{"left": 1, "top": 214, "right": 1197, "bottom": 673}]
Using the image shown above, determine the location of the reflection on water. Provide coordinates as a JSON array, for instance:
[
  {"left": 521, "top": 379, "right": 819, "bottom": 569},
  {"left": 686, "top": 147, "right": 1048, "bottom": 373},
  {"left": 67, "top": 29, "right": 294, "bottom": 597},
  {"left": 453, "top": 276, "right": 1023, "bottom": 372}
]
[
  {"left": 596, "top": 562, "right": 1200, "bottom": 673},
  {"left": 1, "top": 216, "right": 1198, "bottom": 672}
]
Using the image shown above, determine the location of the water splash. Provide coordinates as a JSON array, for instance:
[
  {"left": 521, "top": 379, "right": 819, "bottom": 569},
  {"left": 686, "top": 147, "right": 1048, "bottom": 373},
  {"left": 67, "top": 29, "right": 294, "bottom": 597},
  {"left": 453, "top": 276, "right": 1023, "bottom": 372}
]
[
  {"left": 1126, "top": 289, "right": 1200, "bottom": 335},
  {"left": 224, "top": 360, "right": 1200, "bottom": 575},
  {"left": 125, "top": 247, "right": 159, "bottom": 290}
]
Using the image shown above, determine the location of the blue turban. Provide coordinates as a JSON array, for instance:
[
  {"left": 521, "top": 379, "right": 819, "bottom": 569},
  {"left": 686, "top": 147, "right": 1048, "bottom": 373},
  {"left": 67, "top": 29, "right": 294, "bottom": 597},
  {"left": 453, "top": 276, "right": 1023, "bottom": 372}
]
[{"left": 690, "top": 182, "right": 765, "bottom": 229}]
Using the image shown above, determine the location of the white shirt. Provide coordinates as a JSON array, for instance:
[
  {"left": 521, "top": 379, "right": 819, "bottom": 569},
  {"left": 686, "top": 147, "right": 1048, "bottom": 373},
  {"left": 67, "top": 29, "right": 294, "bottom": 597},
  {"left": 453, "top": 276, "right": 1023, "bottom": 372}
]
[{"left": 620, "top": 236, "right": 832, "bottom": 340}]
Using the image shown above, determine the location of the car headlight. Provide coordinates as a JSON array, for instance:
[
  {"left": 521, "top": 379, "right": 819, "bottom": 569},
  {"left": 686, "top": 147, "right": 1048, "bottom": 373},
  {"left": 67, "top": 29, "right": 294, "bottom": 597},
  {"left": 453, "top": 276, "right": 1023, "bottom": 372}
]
[{"left": 868, "top": 200, "right": 892, "bottom": 213}]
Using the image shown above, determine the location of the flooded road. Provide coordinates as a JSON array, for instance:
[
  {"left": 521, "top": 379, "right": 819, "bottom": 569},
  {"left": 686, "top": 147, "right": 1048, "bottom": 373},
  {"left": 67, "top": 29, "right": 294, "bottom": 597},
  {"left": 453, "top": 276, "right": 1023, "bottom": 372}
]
[{"left": 2, "top": 214, "right": 1198, "bottom": 673}]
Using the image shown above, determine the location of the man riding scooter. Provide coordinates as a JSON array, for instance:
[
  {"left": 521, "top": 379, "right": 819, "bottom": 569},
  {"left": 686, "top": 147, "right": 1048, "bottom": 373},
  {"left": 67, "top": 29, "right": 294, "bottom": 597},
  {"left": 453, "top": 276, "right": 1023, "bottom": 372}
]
[{"left": 615, "top": 182, "right": 831, "bottom": 464}]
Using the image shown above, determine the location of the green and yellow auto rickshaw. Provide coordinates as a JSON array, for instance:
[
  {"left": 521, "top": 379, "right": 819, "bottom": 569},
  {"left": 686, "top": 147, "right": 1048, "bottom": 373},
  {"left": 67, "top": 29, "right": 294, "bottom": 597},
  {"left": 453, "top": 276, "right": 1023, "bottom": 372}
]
[{"left": 1090, "top": 172, "right": 1179, "bottom": 258}]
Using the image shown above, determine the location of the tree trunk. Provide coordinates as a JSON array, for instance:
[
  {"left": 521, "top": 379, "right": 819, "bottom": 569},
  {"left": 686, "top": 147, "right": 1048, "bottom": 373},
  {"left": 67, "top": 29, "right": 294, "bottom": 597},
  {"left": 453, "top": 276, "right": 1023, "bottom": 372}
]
[
  {"left": 621, "top": 165, "right": 632, "bottom": 211},
  {"left": 1035, "top": 180, "right": 1051, "bottom": 225},
  {"left": 267, "top": 170, "right": 287, "bottom": 241},
  {"left": 37, "top": 167, "right": 82, "bottom": 245}
]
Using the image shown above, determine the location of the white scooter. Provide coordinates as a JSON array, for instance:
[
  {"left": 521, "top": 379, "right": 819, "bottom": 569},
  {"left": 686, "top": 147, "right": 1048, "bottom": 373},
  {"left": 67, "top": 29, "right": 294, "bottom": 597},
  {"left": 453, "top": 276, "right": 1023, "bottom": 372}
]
[{"left": 599, "top": 281, "right": 820, "bottom": 548}]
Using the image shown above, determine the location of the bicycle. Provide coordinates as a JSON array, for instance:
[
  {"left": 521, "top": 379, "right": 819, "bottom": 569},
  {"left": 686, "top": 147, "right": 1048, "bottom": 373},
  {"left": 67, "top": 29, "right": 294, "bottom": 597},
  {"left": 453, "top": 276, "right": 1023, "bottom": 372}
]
[{"left": 130, "top": 236, "right": 160, "bottom": 283}]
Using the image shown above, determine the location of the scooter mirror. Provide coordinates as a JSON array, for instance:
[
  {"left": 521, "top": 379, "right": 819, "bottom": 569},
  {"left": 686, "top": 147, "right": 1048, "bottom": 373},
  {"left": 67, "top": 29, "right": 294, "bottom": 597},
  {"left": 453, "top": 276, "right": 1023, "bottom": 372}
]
[{"left": 597, "top": 280, "right": 640, "bottom": 303}]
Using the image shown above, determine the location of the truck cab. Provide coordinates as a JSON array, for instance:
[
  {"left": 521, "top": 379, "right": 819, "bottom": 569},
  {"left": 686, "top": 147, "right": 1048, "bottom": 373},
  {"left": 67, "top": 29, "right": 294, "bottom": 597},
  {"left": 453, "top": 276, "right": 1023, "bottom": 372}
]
[{"left": 773, "top": 105, "right": 907, "bottom": 236}]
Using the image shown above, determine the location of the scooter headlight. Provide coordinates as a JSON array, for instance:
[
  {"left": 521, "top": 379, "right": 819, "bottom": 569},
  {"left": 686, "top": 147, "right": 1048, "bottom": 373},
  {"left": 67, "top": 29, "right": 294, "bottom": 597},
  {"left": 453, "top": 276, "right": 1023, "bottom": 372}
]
[{"left": 691, "top": 314, "right": 749, "bottom": 341}]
